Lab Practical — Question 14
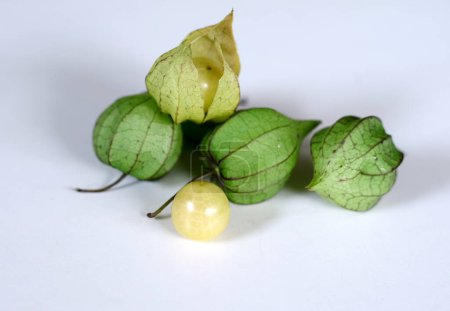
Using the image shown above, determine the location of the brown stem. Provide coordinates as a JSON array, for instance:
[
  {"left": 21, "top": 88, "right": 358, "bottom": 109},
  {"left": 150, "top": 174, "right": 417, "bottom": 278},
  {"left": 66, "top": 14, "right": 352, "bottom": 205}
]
[
  {"left": 146, "top": 193, "right": 176, "bottom": 218},
  {"left": 147, "top": 171, "right": 213, "bottom": 218},
  {"left": 76, "top": 173, "right": 128, "bottom": 193}
]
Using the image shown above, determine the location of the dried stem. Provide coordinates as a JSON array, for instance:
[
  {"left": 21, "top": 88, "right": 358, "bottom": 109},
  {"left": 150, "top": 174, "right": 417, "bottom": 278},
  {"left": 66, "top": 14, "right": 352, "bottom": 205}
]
[
  {"left": 76, "top": 173, "right": 128, "bottom": 193},
  {"left": 147, "top": 171, "right": 213, "bottom": 218}
]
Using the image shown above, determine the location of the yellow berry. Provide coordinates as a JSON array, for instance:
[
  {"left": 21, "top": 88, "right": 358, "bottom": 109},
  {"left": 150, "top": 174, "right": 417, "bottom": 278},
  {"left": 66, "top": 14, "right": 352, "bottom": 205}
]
[
  {"left": 172, "top": 181, "right": 230, "bottom": 241},
  {"left": 192, "top": 57, "right": 222, "bottom": 111}
]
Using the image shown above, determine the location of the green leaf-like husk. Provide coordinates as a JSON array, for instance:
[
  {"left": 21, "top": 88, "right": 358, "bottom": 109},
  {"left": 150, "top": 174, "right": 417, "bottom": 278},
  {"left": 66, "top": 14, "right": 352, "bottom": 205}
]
[
  {"left": 307, "top": 116, "right": 404, "bottom": 211},
  {"left": 201, "top": 108, "right": 319, "bottom": 204},
  {"left": 93, "top": 93, "right": 183, "bottom": 180},
  {"left": 145, "top": 12, "right": 240, "bottom": 124}
]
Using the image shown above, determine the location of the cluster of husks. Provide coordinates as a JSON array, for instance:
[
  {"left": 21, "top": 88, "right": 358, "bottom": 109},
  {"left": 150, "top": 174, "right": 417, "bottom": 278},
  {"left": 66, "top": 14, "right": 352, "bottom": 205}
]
[{"left": 82, "top": 12, "right": 403, "bottom": 213}]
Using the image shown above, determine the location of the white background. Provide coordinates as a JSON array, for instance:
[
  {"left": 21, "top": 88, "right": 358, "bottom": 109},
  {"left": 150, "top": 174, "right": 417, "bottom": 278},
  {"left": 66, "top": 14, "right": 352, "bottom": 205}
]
[{"left": 1, "top": 0, "right": 450, "bottom": 310}]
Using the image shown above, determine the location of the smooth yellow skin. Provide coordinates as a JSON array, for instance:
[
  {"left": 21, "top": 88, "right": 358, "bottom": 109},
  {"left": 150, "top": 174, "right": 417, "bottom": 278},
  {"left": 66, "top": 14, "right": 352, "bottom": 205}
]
[
  {"left": 172, "top": 181, "right": 230, "bottom": 241},
  {"left": 192, "top": 57, "right": 222, "bottom": 111}
]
